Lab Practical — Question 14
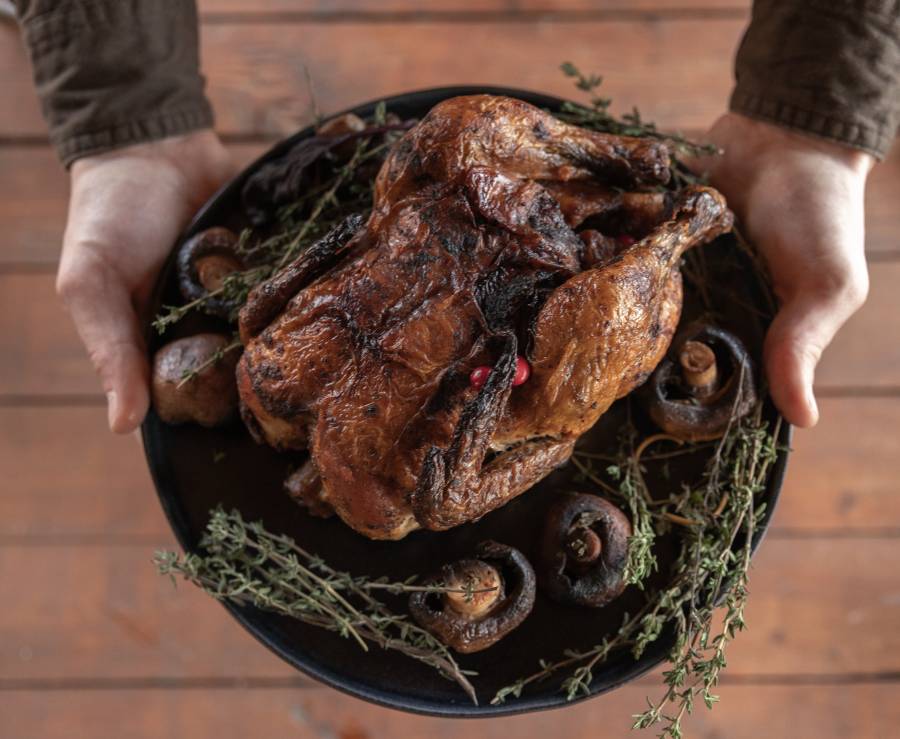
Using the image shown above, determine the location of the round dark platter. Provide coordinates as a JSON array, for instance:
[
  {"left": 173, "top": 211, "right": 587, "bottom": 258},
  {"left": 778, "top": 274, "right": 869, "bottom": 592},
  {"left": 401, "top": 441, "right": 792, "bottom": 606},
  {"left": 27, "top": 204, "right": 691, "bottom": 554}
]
[{"left": 141, "top": 87, "right": 792, "bottom": 717}]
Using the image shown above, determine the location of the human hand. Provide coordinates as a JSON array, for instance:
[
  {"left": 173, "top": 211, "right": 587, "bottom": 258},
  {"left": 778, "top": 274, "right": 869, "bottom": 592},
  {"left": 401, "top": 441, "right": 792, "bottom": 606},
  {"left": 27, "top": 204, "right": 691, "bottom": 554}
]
[
  {"left": 690, "top": 113, "right": 874, "bottom": 427},
  {"left": 57, "top": 130, "right": 234, "bottom": 433}
]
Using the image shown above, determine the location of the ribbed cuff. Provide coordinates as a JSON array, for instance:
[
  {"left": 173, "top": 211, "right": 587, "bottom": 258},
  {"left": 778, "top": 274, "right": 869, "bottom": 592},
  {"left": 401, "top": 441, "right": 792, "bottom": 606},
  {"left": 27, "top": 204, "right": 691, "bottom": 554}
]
[
  {"left": 55, "top": 103, "right": 214, "bottom": 167},
  {"left": 730, "top": 0, "right": 900, "bottom": 161},
  {"left": 730, "top": 90, "right": 892, "bottom": 159}
]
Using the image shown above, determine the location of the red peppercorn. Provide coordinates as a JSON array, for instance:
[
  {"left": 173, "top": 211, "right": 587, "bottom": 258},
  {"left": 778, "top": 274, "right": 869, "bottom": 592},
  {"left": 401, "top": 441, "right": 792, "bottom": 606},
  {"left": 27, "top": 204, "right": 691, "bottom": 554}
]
[
  {"left": 469, "top": 366, "right": 492, "bottom": 389},
  {"left": 513, "top": 356, "right": 531, "bottom": 386},
  {"left": 470, "top": 357, "right": 531, "bottom": 389},
  {"left": 617, "top": 234, "right": 636, "bottom": 247}
]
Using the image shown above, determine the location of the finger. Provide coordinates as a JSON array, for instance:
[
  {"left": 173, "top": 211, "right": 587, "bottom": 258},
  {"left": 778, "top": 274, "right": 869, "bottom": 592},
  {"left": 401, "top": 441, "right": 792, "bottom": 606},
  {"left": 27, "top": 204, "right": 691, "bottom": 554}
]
[
  {"left": 763, "top": 283, "right": 866, "bottom": 428},
  {"left": 57, "top": 258, "right": 150, "bottom": 434}
]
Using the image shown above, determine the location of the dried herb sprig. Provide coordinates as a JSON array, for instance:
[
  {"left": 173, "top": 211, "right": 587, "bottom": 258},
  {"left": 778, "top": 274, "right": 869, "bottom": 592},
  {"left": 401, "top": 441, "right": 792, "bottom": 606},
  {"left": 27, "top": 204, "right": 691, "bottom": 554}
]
[
  {"left": 492, "top": 408, "right": 781, "bottom": 731},
  {"left": 151, "top": 67, "right": 785, "bottom": 734},
  {"left": 571, "top": 435, "right": 658, "bottom": 589},
  {"left": 557, "top": 61, "right": 720, "bottom": 162},
  {"left": 176, "top": 337, "right": 243, "bottom": 389},
  {"left": 152, "top": 126, "right": 390, "bottom": 335},
  {"left": 155, "top": 508, "right": 480, "bottom": 703}
]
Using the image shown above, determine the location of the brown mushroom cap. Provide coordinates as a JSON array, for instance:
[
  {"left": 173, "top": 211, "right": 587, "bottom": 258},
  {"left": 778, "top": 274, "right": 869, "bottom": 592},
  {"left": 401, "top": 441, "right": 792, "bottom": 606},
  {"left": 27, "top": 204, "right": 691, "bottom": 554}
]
[
  {"left": 316, "top": 112, "right": 367, "bottom": 158},
  {"left": 409, "top": 541, "right": 536, "bottom": 654},
  {"left": 176, "top": 227, "right": 244, "bottom": 320},
  {"left": 151, "top": 333, "right": 241, "bottom": 428},
  {"left": 644, "top": 324, "right": 757, "bottom": 442},
  {"left": 538, "top": 492, "right": 632, "bottom": 608}
]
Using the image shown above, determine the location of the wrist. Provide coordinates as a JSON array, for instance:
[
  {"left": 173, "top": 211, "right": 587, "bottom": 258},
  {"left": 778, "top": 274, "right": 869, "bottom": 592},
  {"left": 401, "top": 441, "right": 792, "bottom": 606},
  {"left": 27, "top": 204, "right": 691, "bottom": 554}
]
[
  {"left": 719, "top": 113, "right": 875, "bottom": 176},
  {"left": 70, "top": 130, "right": 232, "bottom": 211}
]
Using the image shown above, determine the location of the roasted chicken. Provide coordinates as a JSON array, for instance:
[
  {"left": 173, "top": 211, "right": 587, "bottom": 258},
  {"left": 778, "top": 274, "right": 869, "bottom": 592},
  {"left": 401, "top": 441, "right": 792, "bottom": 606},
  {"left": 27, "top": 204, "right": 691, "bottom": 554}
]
[{"left": 236, "top": 95, "right": 733, "bottom": 540}]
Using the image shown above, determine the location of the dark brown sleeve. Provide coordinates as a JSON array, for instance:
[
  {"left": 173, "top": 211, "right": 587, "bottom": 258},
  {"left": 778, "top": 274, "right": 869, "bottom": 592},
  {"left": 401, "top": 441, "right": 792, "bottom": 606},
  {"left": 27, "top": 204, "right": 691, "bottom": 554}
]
[
  {"left": 732, "top": 0, "right": 900, "bottom": 159},
  {"left": 14, "top": 0, "right": 213, "bottom": 167}
]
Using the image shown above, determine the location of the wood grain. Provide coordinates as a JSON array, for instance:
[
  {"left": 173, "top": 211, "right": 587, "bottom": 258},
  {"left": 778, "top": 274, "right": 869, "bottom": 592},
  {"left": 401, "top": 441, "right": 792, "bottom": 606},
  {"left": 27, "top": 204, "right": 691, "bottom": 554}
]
[
  {"left": 2, "top": 263, "right": 897, "bottom": 397},
  {"left": 2, "top": 683, "right": 897, "bottom": 739},
  {"left": 815, "top": 262, "right": 900, "bottom": 389},
  {"left": 1, "top": 144, "right": 897, "bottom": 268},
  {"left": 0, "top": 407, "right": 160, "bottom": 538},
  {"left": 775, "top": 398, "right": 900, "bottom": 533},
  {"left": 0, "top": 7, "right": 896, "bottom": 739},
  {"left": 2, "top": 538, "right": 898, "bottom": 681},
  {"left": 866, "top": 146, "right": 900, "bottom": 258},
  {"left": 2, "top": 397, "right": 900, "bottom": 540},
  {"left": 197, "top": 0, "right": 750, "bottom": 13},
  {"left": 0, "top": 145, "right": 267, "bottom": 269},
  {"left": 0, "top": 19, "right": 744, "bottom": 137}
]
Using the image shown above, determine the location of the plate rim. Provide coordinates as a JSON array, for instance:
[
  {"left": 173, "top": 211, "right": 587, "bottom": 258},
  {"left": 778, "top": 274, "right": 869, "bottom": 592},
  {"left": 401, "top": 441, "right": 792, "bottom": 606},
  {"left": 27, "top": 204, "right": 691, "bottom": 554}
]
[{"left": 141, "top": 85, "right": 792, "bottom": 718}]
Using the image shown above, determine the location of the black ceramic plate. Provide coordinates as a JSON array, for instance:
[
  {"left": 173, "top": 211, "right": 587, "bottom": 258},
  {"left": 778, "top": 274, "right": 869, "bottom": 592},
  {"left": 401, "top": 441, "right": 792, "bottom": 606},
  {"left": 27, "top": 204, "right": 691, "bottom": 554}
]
[{"left": 141, "top": 87, "right": 791, "bottom": 717}]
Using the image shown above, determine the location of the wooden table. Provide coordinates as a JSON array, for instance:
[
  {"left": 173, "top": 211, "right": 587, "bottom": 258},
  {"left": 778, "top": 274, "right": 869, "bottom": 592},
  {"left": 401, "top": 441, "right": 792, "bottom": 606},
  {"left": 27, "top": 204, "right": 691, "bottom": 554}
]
[{"left": 1, "top": 2, "right": 899, "bottom": 737}]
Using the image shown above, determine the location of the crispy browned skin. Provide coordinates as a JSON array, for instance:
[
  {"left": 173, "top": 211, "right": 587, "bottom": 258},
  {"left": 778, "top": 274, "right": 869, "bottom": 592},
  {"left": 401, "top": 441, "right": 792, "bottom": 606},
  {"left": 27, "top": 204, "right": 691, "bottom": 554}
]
[{"left": 236, "top": 95, "right": 732, "bottom": 539}]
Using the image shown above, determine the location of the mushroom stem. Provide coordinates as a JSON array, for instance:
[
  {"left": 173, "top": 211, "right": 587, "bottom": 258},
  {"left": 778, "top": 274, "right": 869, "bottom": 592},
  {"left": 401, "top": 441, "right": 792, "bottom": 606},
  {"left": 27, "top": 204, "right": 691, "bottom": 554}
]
[
  {"left": 565, "top": 526, "right": 602, "bottom": 564},
  {"left": 443, "top": 561, "right": 504, "bottom": 618},
  {"left": 679, "top": 340, "right": 718, "bottom": 396}
]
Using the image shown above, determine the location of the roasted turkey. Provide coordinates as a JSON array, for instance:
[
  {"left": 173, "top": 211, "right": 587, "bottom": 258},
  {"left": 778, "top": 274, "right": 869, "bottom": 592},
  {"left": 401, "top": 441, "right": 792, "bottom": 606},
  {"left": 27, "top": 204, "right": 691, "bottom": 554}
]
[{"left": 236, "top": 95, "right": 733, "bottom": 540}]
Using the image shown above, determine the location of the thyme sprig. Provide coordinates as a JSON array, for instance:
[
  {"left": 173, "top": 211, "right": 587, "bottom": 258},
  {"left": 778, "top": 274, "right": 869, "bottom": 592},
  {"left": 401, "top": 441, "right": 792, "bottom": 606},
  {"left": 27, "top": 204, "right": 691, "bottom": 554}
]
[
  {"left": 155, "top": 508, "right": 481, "bottom": 702},
  {"left": 151, "top": 66, "right": 785, "bottom": 734},
  {"left": 492, "top": 409, "right": 781, "bottom": 733},
  {"left": 176, "top": 337, "right": 243, "bottom": 389},
  {"left": 558, "top": 61, "right": 720, "bottom": 162},
  {"left": 152, "top": 125, "right": 389, "bottom": 335}
]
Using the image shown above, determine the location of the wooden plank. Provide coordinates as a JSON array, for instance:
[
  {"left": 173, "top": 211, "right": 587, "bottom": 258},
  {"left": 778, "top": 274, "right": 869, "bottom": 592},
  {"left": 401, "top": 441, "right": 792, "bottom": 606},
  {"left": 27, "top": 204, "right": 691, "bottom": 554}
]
[
  {"left": 816, "top": 262, "right": 900, "bottom": 389},
  {"left": 776, "top": 398, "right": 900, "bottom": 533},
  {"left": 0, "top": 19, "right": 745, "bottom": 137},
  {"left": 3, "top": 263, "right": 897, "bottom": 397},
  {"left": 0, "top": 407, "right": 161, "bottom": 538},
  {"left": 2, "top": 397, "right": 899, "bottom": 540},
  {"left": 197, "top": 0, "right": 750, "bottom": 13},
  {"left": 2, "top": 142, "right": 898, "bottom": 269},
  {"left": 0, "top": 149, "right": 68, "bottom": 269},
  {"left": 2, "top": 538, "right": 898, "bottom": 680},
  {"left": 0, "top": 23, "right": 44, "bottom": 137},
  {"left": 1, "top": 683, "right": 897, "bottom": 739},
  {"left": 0, "top": 274, "right": 97, "bottom": 396},
  {"left": 866, "top": 143, "right": 900, "bottom": 257},
  {"left": 203, "top": 20, "right": 743, "bottom": 138},
  {"left": 0, "top": 145, "right": 267, "bottom": 268}
]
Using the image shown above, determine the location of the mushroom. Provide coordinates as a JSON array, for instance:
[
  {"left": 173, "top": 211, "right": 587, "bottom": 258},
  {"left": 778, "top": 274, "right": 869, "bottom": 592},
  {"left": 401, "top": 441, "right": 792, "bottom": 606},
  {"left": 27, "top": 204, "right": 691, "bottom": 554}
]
[
  {"left": 409, "top": 541, "right": 536, "bottom": 653},
  {"left": 151, "top": 333, "right": 241, "bottom": 427},
  {"left": 176, "top": 227, "right": 245, "bottom": 319},
  {"left": 643, "top": 324, "right": 757, "bottom": 442},
  {"left": 537, "top": 493, "right": 632, "bottom": 608},
  {"left": 316, "top": 112, "right": 366, "bottom": 158}
]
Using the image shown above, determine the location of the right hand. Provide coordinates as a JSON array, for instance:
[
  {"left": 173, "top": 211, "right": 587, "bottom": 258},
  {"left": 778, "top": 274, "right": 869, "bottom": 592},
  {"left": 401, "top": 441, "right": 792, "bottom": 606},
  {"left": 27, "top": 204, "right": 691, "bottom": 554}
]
[
  {"left": 57, "top": 130, "right": 234, "bottom": 433},
  {"left": 690, "top": 113, "right": 874, "bottom": 427}
]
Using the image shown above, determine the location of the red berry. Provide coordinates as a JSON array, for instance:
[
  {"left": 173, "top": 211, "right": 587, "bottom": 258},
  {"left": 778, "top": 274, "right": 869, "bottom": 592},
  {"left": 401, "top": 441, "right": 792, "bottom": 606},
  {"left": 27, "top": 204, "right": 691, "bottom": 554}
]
[
  {"left": 617, "top": 234, "right": 636, "bottom": 247},
  {"left": 513, "top": 356, "right": 531, "bottom": 386},
  {"left": 469, "top": 366, "right": 492, "bottom": 389}
]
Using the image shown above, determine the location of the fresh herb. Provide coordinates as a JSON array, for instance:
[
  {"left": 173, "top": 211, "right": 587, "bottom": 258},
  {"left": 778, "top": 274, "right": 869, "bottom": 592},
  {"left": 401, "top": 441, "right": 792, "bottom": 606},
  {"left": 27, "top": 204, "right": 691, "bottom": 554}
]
[
  {"left": 155, "top": 508, "right": 482, "bottom": 703},
  {"left": 152, "top": 65, "right": 785, "bottom": 735},
  {"left": 176, "top": 337, "right": 243, "bottom": 389},
  {"left": 493, "top": 410, "right": 781, "bottom": 730},
  {"left": 152, "top": 122, "right": 393, "bottom": 335},
  {"left": 558, "top": 61, "right": 720, "bottom": 162}
]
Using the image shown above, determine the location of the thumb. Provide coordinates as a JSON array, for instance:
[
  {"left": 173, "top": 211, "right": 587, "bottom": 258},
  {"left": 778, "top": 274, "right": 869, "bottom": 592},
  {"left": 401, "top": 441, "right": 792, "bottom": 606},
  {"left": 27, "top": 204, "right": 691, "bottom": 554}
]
[
  {"left": 57, "top": 258, "right": 150, "bottom": 434},
  {"left": 763, "top": 282, "right": 866, "bottom": 428}
]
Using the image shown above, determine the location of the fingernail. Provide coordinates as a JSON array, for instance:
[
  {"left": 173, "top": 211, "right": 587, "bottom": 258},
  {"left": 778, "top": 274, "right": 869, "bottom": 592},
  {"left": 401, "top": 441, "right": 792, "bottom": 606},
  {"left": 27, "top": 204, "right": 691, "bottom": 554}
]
[{"left": 106, "top": 390, "right": 118, "bottom": 429}]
